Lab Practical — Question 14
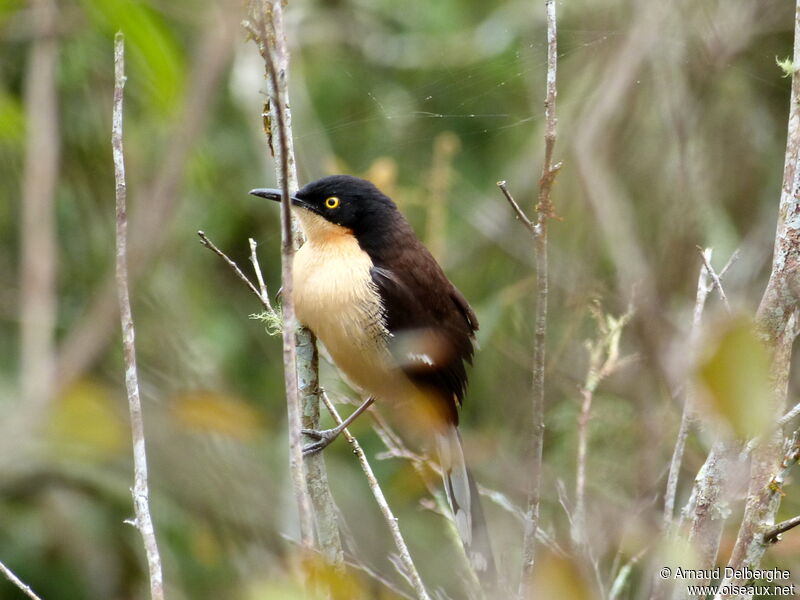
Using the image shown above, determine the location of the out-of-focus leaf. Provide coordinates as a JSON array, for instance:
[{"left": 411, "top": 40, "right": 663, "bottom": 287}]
[
  {"left": 526, "top": 553, "right": 593, "bottom": 600},
  {"left": 79, "top": 0, "right": 185, "bottom": 113},
  {"left": 305, "top": 554, "right": 369, "bottom": 600},
  {"left": 190, "top": 522, "right": 221, "bottom": 566},
  {"left": 243, "top": 580, "right": 308, "bottom": 600},
  {"left": 0, "top": 0, "right": 23, "bottom": 24},
  {"left": 47, "top": 379, "right": 126, "bottom": 459},
  {"left": 173, "top": 391, "right": 266, "bottom": 440},
  {"left": 0, "top": 91, "right": 23, "bottom": 141},
  {"left": 696, "top": 316, "right": 772, "bottom": 439}
]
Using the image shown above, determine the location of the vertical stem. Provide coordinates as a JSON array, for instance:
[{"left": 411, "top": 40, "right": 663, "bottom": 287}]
[
  {"left": 519, "top": 0, "right": 559, "bottom": 595},
  {"left": 574, "top": 388, "right": 593, "bottom": 540},
  {"left": 713, "top": 2, "right": 800, "bottom": 597},
  {"left": 19, "top": 0, "right": 59, "bottom": 423},
  {"left": 300, "top": 334, "right": 344, "bottom": 566},
  {"left": 255, "top": 1, "right": 315, "bottom": 550},
  {"left": 686, "top": 441, "right": 736, "bottom": 584},
  {"left": 663, "top": 250, "right": 712, "bottom": 529},
  {"left": 113, "top": 33, "right": 165, "bottom": 600},
  {"left": 263, "top": 0, "right": 343, "bottom": 564}
]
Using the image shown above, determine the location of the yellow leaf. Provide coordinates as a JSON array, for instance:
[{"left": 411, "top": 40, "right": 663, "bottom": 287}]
[
  {"left": 190, "top": 523, "right": 221, "bottom": 566},
  {"left": 526, "top": 553, "right": 594, "bottom": 600},
  {"left": 172, "top": 391, "right": 265, "bottom": 440},
  {"left": 48, "top": 379, "right": 126, "bottom": 459},
  {"left": 696, "top": 316, "right": 772, "bottom": 439}
]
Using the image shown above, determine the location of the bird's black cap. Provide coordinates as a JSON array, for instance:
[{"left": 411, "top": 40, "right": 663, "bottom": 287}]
[{"left": 251, "top": 175, "right": 402, "bottom": 248}]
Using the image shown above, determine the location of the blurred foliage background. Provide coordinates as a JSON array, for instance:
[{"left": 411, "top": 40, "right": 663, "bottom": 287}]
[{"left": 2, "top": 0, "right": 800, "bottom": 598}]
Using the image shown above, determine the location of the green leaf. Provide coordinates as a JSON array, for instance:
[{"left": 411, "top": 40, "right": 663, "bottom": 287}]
[{"left": 79, "top": 0, "right": 186, "bottom": 113}]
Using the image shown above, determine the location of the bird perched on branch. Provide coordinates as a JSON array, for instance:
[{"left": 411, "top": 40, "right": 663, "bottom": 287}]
[{"left": 250, "top": 175, "right": 496, "bottom": 586}]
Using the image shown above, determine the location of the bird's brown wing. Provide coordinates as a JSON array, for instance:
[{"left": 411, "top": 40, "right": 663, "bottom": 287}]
[
  {"left": 371, "top": 236, "right": 495, "bottom": 585},
  {"left": 370, "top": 242, "right": 478, "bottom": 424}
]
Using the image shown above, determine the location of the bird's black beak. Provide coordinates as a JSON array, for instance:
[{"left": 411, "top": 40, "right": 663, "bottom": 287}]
[
  {"left": 249, "top": 188, "right": 287, "bottom": 202},
  {"left": 249, "top": 187, "right": 316, "bottom": 211}
]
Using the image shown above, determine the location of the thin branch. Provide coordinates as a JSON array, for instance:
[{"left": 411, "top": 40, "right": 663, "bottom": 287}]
[
  {"left": 197, "top": 231, "right": 271, "bottom": 313},
  {"left": 608, "top": 548, "right": 647, "bottom": 600},
  {"left": 249, "top": 238, "right": 273, "bottom": 312},
  {"left": 0, "top": 558, "right": 44, "bottom": 600},
  {"left": 765, "top": 513, "right": 800, "bottom": 543},
  {"left": 573, "top": 304, "right": 633, "bottom": 600},
  {"left": 497, "top": 180, "right": 536, "bottom": 235},
  {"left": 686, "top": 441, "right": 737, "bottom": 586},
  {"left": 663, "top": 248, "right": 713, "bottom": 530},
  {"left": 718, "top": 248, "right": 740, "bottom": 279},
  {"left": 247, "top": 1, "right": 344, "bottom": 568},
  {"left": 518, "top": 2, "right": 559, "bottom": 594},
  {"left": 575, "top": 387, "right": 592, "bottom": 541},
  {"left": 248, "top": 0, "right": 314, "bottom": 551},
  {"left": 370, "top": 400, "right": 568, "bottom": 561},
  {"left": 113, "top": 32, "right": 165, "bottom": 600},
  {"left": 714, "top": 1, "right": 800, "bottom": 594},
  {"left": 344, "top": 557, "right": 417, "bottom": 600},
  {"left": 197, "top": 232, "right": 345, "bottom": 566},
  {"left": 320, "top": 392, "right": 432, "bottom": 600},
  {"left": 779, "top": 400, "right": 800, "bottom": 426},
  {"left": 368, "top": 405, "right": 486, "bottom": 597},
  {"left": 695, "top": 246, "right": 731, "bottom": 312}
]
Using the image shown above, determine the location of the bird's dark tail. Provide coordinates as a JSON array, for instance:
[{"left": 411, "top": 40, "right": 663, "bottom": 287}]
[{"left": 436, "top": 425, "right": 497, "bottom": 591}]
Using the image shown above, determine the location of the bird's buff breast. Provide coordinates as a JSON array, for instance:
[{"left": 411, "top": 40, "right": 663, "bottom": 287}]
[{"left": 293, "top": 230, "right": 397, "bottom": 397}]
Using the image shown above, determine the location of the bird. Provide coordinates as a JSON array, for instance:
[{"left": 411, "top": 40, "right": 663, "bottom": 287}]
[{"left": 250, "top": 174, "right": 496, "bottom": 586}]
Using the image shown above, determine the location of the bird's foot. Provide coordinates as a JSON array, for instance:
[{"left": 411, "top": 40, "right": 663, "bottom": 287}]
[
  {"left": 301, "top": 396, "right": 375, "bottom": 455},
  {"left": 301, "top": 426, "right": 343, "bottom": 456}
]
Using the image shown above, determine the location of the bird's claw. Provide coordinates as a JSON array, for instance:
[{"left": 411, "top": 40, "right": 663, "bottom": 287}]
[{"left": 301, "top": 427, "right": 339, "bottom": 456}]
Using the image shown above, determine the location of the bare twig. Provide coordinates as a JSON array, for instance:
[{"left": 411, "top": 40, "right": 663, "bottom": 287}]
[
  {"left": 197, "top": 231, "right": 272, "bottom": 313},
  {"left": 247, "top": 0, "right": 344, "bottom": 567},
  {"left": 197, "top": 231, "right": 347, "bottom": 566},
  {"left": 695, "top": 246, "right": 731, "bottom": 313},
  {"left": 714, "top": 3, "right": 800, "bottom": 592},
  {"left": 516, "top": 2, "right": 559, "bottom": 595},
  {"left": 497, "top": 180, "right": 536, "bottom": 235},
  {"left": 249, "top": 238, "right": 273, "bottom": 312},
  {"left": 779, "top": 400, "right": 800, "bottom": 426},
  {"left": 609, "top": 548, "right": 647, "bottom": 600},
  {"left": 663, "top": 249, "right": 714, "bottom": 530},
  {"left": 574, "top": 387, "right": 593, "bottom": 535},
  {"left": 574, "top": 304, "right": 634, "bottom": 545},
  {"left": 113, "top": 33, "right": 165, "bottom": 600},
  {"left": 0, "top": 558, "right": 44, "bottom": 600},
  {"left": 247, "top": 0, "right": 314, "bottom": 551},
  {"left": 570, "top": 305, "right": 633, "bottom": 600},
  {"left": 320, "top": 392, "right": 432, "bottom": 600},
  {"left": 718, "top": 248, "right": 740, "bottom": 279},
  {"left": 279, "top": 530, "right": 418, "bottom": 600},
  {"left": 764, "top": 513, "right": 800, "bottom": 543},
  {"left": 685, "top": 441, "right": 737, "bottom": 585},
  {"left": 652, "top": 247, "right": 739, "bottom": 600},
  {"left": 371, "top": 402, "right": 568, "bottom": 562}
]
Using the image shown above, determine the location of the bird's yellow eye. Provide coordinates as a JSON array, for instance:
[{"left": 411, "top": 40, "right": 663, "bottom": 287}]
[{"left": 325, "top": 196, "right": 340, "bottom": 209}]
